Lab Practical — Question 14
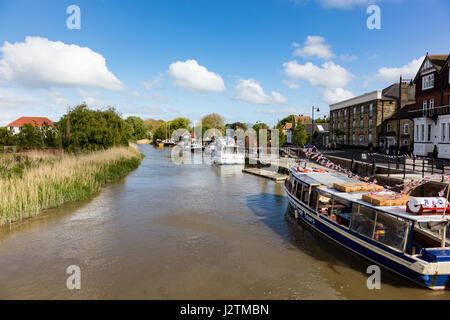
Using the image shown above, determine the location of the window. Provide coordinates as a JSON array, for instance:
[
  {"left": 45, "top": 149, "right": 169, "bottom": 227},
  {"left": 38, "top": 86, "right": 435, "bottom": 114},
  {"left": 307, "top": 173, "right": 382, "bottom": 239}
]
[
  {"left": 317, "top": 193, "right": 352, "bottom": 228},
  {"left": 430, "top": 99, "right": 435, "bottom": 109},
  {"left": 351, "top": 205, "right": 376, "bottom": 239},
  {"left": 404, "top": 123, "right": 409, "bottom": 134},
  {"left": 361, "top": 105, "right": 364, "bottom": 118},
  {"left": 448, "top": 124, "right": 450, "bottom": 142},
  {"left": 344, "top": 122, "right": 346, "bottom": 129},
  {"left": 369, "top": 119, "right": 373, "bottom": 130},
  {"left": 360, "top": 120, "right": 363, "bottom": 128},
  {"left": 443, "top": 123, "right": 446, "bottom": 141},
  {"left": 368, "top": 134, "right": 373, "bottom": 144},
  {"left": 353, "top": 107, "right": 357, "bottom": 117},
  {"left": 353, "top": 120, "right": 356, "bottom": 128},
  {"left": 373, "top": 212, "right": 410, "bottom": 251},
  {"left": 359, "top": 135, "right": 364, "bottom": 145},
  {"left": 352, "top": 134, "right": 356, "bottom": 145},
  {"left": 421, "top": 124, "right": 425, "bottom": 141},
  {"left": 343, "top": 134, "right": 346, "bottom": 144},
  {"left": 416, "top": 125, "right": 419, "bottom": 141},
  {"left": 369, "top": 104, "right": 373, "bottom": 117},
  {"left": 428, "top": 124, "right": 432, "bottom": 142},
  {"left": 387, "top": 123, "right": 391, "bottom": 132},
  {"left": 344, "top": 109, "right": 347, "bottom": 120},
  {"left": 422, "top": 74, "right": 434, "bottom": 90},
  {"left": 338, "top": 111, "right": 341, "bottom": 121}
]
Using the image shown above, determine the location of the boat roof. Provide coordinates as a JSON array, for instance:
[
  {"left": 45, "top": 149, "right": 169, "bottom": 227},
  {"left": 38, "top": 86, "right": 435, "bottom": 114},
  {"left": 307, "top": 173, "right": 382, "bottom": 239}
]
[{"left": 291, "top": 169, "right": 450, "bottom": 223}]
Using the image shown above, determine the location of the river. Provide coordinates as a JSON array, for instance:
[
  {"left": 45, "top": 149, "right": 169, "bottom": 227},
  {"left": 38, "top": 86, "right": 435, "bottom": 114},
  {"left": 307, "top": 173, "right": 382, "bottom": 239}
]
[{"left": 0, "top": 145, "right": 448, "bottom": 299}]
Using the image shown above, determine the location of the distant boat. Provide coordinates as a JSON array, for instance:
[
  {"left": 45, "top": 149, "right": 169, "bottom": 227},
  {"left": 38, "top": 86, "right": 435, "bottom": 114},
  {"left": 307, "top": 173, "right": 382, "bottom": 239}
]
[{"left": 212, "top": 137, "right": 244, "bottom": 165}]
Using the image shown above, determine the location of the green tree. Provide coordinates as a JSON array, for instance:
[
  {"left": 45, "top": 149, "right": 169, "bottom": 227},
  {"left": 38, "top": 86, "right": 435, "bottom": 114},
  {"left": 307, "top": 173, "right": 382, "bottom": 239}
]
[
  {"left": 58, "top": 104, "right": 129, "bottom": 151},
  {"left": 0, "top": 127, "right": 19, "bottom": 147},
  {"left": 144, "top": 119, "right": 164, "bottom": 133},
  {"left": 201, "top": 113, "right": 224, "bottom": 130},
  {"left": 126, "top": 116, "right": 148, "bottom": 141},
  {"left": 18, "top": 124, "right": 44, "bottom": 149},
  {"left": 293, "top": 119, "right": 307, "bottom": 146},
  {"left": 227, "top": 122, "right": 248, "bottom": 131}
]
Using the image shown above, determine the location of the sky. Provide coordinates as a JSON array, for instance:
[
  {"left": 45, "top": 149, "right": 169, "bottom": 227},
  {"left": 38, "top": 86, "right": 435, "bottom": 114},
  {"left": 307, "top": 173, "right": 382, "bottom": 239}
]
[{"left": 0, "top": 0, "right": 449, "bottom": 127}]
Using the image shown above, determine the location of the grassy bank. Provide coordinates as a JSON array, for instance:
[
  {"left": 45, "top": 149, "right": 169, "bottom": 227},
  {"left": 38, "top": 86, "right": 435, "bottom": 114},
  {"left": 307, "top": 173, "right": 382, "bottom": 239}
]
[{"left": 0, "top": 146, "right": 144, "bottom": 225}]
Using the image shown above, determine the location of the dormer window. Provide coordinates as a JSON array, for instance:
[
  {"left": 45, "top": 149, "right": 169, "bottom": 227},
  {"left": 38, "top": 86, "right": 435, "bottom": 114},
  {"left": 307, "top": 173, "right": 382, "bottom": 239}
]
[{"left": 422, "top": 74, "right": 434, "bottom": 90}]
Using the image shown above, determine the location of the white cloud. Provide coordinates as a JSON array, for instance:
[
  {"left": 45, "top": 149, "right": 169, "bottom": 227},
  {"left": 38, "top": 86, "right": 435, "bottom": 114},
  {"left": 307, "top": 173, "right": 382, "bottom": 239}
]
[
  {"left": 283, "top": 60, "right": 353, "bottom": 88},
  {"left": 376, "top": 56, "right": 424, "bottom": 83},
  {"left": 318, "top": 0, "right": 382, "bottom": 8},
  {"left": 340, "top": 54, "right": 359, "bottom": 62},
  {"left": 234, "top": 79, "right": 288, "bottom": 105},
  {"left": 143, "top": 73, "right": 165, "bottom": 90},
  {"left": 283, "top": 79, "right": 300, "bottom": 89},
  {"left": 0, "top": 36, "right": 125, "bottom": 91},
  {"left": 168, "top": 59, "right": 226, "bottom": 92},
  {"left": 321, "top": 87, "right": 355, "bottom": 104},
  {"left": 46, "top": 91, "right": 72, "bottom": 106},
  {"left": 293, "top": 36, "right": 335, "bottom": 60},
  {"left": 257, "top": 107, "right": 308, "bottom": 115}
]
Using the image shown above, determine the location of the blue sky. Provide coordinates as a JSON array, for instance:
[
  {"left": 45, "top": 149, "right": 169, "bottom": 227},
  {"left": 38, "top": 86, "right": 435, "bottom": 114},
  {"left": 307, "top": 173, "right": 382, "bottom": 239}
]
[{"left": 0, "top": 0, "right": 449, "bottom": 127}]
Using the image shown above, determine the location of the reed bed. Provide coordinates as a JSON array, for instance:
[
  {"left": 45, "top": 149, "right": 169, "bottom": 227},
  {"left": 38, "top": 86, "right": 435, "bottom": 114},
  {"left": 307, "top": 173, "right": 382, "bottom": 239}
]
[{"left": 0, "top": 146, "right": 143, "bottom": 225}]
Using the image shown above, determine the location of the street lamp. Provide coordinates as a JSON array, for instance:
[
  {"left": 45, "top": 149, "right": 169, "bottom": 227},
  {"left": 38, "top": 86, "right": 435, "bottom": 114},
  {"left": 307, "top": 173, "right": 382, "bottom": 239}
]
[{"left": 311, "top": 106, "right": 320, "bottom": 145}]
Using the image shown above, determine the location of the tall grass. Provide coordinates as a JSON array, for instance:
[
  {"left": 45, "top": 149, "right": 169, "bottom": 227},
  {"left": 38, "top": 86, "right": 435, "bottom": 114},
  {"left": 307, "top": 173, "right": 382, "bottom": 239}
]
[{"left": 0, "top": 146, "right": 144, "bottom": 225}]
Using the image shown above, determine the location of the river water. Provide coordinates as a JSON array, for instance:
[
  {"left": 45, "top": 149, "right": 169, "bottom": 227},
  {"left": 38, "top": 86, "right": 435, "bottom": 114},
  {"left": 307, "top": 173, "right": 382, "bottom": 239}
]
[{"left": 0, "top": 145, "right": 449, "bottom": 299}]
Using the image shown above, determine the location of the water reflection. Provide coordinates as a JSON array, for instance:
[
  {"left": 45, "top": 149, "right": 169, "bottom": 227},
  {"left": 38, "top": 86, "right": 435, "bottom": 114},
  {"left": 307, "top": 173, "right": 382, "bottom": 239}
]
[{"left": 0, "top": 145, "right": 448, "bottom": 299}]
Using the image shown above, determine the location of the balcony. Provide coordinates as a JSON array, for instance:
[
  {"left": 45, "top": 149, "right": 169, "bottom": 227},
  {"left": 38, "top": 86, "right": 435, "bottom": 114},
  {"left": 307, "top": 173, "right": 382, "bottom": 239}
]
[{"left": 409, "top": 105, "right": 450, "bottom": 119}]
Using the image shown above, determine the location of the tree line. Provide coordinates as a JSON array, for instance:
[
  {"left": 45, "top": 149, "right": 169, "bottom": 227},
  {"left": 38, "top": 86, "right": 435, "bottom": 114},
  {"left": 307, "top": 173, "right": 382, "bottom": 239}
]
[{"left": 0, "top": 104, "right": 323, "bottom": 151}]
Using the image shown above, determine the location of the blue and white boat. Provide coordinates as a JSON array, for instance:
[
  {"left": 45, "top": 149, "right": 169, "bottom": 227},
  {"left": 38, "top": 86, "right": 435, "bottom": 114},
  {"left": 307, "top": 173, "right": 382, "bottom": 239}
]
[{"left": 284, "top": 169, "right": 450, "bottom": 290}]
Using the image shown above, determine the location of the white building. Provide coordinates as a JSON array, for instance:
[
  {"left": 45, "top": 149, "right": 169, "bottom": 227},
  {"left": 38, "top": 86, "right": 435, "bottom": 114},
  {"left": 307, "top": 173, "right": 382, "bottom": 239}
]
[{"left": 412, "top": 54, "right": 450, "bottom": 158}]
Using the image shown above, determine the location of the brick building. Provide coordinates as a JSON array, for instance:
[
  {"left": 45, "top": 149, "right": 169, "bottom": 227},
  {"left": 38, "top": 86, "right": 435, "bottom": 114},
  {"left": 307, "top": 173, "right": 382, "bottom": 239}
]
[
  {"left": 412, "top": 54, "right": 450, "bottom": 158},
  {"left": 329, "top": 82, "right": 415, "bottom": 149}
]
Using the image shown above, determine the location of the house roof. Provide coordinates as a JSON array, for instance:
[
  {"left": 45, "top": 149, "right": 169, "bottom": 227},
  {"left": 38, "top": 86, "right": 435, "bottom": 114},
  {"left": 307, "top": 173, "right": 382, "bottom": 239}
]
[
  {"left": 413, "top": 54, "right": 450, "bottom": 83},
  {"left": 428, "top": 54, "right": 449, "bottom": 72},
  {"left": 6, "top": 117, "right": 55, "bottom": 128}
]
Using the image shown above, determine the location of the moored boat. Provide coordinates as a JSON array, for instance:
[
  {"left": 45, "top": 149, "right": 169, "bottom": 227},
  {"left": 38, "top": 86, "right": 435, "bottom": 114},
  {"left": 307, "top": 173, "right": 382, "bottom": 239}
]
[{"left": 284, "top": 169, "right": 450, "bottom": 290}]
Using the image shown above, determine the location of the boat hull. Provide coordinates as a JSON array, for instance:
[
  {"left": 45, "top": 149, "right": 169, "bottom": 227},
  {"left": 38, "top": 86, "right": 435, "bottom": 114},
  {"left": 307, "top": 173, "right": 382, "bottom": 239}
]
[{"left": 284, "top": 186, "right": 450, "bottom": 290}]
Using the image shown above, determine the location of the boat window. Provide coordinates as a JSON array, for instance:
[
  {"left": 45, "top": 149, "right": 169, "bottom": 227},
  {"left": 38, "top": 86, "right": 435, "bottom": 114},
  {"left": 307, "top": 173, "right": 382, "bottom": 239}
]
[
  {"left": 374, "top": 212, "right": 410, "bottom": 251},
  {"left": 329, "top": 197, "right": 352, "bottom": 227},
  {"left": 317, "top": 192, "right": 332, "bottom": 216},
  {"left": 320, "top": 196, "right": 352, "bottom": 227},
  {"left": 351, "top": 205, "right": 376, "bottom": 238},
  {"left": 296, "top": 183, "right": 303, "bottom": 200},
  {"left": 309, "top": 186, "right": 319, "bottom": 210},
  {"left": 301, "top": 186, "right": 310, "bottom": 205}
]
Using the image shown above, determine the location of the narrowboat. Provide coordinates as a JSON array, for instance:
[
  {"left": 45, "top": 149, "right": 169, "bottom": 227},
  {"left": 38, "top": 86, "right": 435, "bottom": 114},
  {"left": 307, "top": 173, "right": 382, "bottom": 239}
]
[{"left": 284, "top": 169, "right": 450, "bottom": 290}]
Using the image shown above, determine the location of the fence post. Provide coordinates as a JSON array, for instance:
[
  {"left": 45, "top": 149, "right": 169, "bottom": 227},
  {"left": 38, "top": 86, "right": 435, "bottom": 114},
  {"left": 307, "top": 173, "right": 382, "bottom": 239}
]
[
  {"left": 413, "top": 156, "right": 415, "bottom": 172},
  {"left": 403, "top": 157, "right": 406, "bottom": 180},
  {"left": 388, "top": 159, "right": 390, "bottom": 177},
  {"left": 442, "top": 160, "right": 445, "bottom": 182},
  {"left": 431, "top": 158, "right": 434, "bottom": 175},
  {"left": 422, "top": 158, "right": 425, "bottom": 178}
]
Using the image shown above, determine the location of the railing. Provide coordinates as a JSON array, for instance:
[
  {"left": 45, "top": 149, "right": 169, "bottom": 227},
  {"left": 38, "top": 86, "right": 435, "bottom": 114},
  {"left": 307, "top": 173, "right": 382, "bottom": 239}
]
[{"left": 409, "top": 104, "right": 450, "bottom": 118}]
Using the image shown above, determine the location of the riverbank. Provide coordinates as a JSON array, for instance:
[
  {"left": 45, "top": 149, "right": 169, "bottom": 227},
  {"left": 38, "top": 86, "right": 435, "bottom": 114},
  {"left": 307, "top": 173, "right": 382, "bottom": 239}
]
[{"left": 0, "top": 146, "right": 144, "bottom": 225}]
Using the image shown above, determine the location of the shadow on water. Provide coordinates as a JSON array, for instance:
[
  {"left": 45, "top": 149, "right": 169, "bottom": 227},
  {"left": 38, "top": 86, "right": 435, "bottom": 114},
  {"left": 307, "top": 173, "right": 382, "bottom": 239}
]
[{"left": 245, "top": 193, "right": 422, "bottom": 293}]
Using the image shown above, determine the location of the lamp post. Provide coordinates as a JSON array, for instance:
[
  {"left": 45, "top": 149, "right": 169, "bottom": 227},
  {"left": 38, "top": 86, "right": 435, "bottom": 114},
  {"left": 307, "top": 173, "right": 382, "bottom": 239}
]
[{"left": 311, "top": 106, "right": 320, "bottom": 145}]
